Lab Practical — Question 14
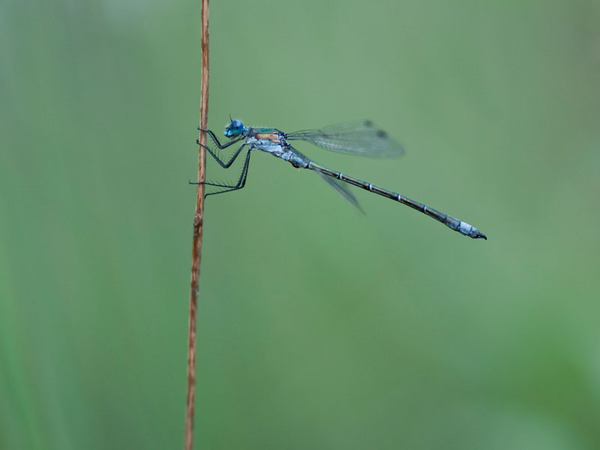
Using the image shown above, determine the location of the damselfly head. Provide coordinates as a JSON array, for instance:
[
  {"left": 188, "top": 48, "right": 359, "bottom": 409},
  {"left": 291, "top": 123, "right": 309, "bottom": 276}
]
[{"left": 224, "top": 119, "right": 244, "bottom": 138}]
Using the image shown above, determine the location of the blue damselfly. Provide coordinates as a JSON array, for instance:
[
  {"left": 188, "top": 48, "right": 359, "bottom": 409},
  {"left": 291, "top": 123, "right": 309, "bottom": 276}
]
[{"left": 194, "top": 119, "right": 487, "bottom": 240}]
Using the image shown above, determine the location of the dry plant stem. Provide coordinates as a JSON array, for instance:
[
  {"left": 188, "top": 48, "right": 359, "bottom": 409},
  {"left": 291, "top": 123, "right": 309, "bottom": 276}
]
[{"left": 185, "top": 0, "right": 209, "bottom": 448}]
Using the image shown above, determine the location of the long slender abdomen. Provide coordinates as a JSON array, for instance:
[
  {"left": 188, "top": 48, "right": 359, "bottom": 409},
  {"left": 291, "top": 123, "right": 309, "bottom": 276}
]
[{"left": 307, "top": 161, "right": 487, "bottom": 240}]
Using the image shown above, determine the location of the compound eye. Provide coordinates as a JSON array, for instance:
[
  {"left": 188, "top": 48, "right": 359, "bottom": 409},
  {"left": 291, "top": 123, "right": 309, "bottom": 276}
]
[{"left": 224, "top": 119, "right": 244, "bottom": 137}]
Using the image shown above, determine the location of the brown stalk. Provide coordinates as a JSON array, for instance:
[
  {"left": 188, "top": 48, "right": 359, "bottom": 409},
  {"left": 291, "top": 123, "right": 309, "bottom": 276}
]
[{"left": 185, "top": 0, "right": 209, "bottom": 448}]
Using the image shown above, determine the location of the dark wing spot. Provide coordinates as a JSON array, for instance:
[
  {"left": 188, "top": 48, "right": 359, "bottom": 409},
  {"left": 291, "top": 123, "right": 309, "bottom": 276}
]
[
  {"left": 364, "top": 120, "right": 374, "bottom": 127},
  {"left": 376, "top": 130, "right": 387, "bottom": 139}
]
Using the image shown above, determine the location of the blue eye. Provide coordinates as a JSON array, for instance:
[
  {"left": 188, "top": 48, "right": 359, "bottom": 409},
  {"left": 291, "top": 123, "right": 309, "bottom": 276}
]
[{"left": 225, "top": 119, "right": 244, "bottom": 137}]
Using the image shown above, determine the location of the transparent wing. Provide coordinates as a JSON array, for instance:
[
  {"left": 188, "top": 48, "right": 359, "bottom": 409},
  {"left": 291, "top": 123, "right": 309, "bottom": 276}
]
[
  {"left": 286, "top": 120, "right": 405, "bottom": 158},
  {"left": 289, "top": 145, "right": 364, "bottom": 212},
  {"left": 316, "top": 171, "right": 364, "bottom": 213}
]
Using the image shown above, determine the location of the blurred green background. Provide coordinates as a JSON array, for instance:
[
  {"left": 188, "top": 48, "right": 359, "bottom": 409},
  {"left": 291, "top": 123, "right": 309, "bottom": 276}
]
[{"left": 2, "top": 0, "right": 600, "bottom": 448}]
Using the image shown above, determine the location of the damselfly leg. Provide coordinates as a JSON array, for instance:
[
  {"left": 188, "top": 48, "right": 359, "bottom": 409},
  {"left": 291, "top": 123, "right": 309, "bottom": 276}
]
[
  {"left": 197, "top": 128, "right": 247, "bottom": 168},
  {"left": 191, "top": 129, "right": 254, "bottom": 197}
]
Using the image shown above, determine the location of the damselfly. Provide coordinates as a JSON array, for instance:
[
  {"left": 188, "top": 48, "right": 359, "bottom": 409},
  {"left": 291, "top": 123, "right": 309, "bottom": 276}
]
[{"left": 193, "top": 119, "right": 487, "bottom": 240}]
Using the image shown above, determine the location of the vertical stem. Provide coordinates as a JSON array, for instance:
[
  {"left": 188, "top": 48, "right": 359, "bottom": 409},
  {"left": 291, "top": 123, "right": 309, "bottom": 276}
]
[{"left": 185, "top": 0, "right": 209, "bottom": 448}]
